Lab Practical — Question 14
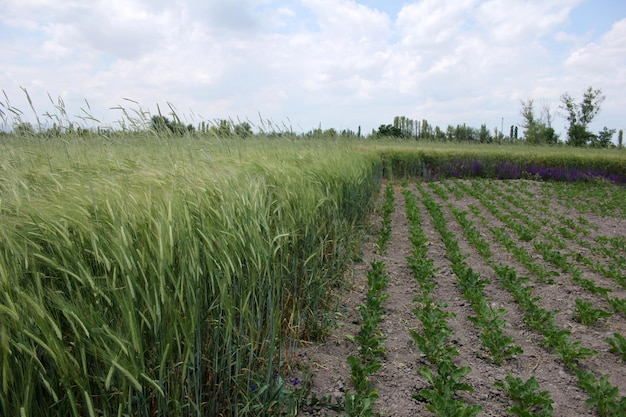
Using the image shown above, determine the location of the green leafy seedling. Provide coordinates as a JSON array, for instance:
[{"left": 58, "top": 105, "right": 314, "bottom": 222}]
[
  {"left": 546, "top": 330, "right": 597, "bottom": 369},
  {"left": 479, "top": 327, "right": 524, "bottom": 365},
  {"left": 415, "top": 362, "right": 482, "bottom": 417},
  {"left": 495, "top": 374, "right": 554, "bottom": 417},
  {"left": 573, "top": 298, "right": 612, "bottom": 326},
  {"left": 576, "top": 371, "right": 626, "bottom": 417},
  {"left": 604, "top": 333, "right": 626, "bottom": 362},
  {"left": 608, "top": 297, "right": 626, "bottom": 316}
]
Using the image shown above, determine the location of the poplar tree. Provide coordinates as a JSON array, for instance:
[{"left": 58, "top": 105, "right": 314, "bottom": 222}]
[{"left": 560, "top": 87, "right": 605, "bottom": 146}]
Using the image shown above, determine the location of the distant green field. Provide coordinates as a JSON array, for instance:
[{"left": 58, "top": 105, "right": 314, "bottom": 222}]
[
  {"left": 0, "top": 135, "right": 624, "bottom": 416},
  {"left": 362, "top": 140, "right": 626, "bottom": 180}
]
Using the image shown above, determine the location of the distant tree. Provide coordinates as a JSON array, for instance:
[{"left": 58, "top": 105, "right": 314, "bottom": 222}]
[
  {"left": 560, "top": 87, "right": 605, "bottom": 146},
  {"left": 494, "top": 127, "right": 505, "bottom": 143},
  {"left": 305, "top": 127, "right": 324, "bottom": 138},
  {"left": 446, "top": 125, "right": 455, "bottom": 141},
  {"left": 434, "top": 126, "right": 446, "bottom": 141},
  {"left": 377, "top": 124, "right": 402, "bottom": 138},
  {"left": 454, "top": 124, "right": 476, "bottom": 142},
  {"left": 14, "top": 122, "right": 35, "bottom": 137},
  {"left": 478, "top": 124, "right": 492, "bottom": 143},
  {"left": 216, "top": 120, "right": 232, "bottom": 137},
  {"left": 151, "top": 115, "right": 172, "bottom": 133},
  {"left": 394, "top": 115, "right": 420, "bottom": 138},
  {"left": 234, "top": 121, "right": 253, "bottom": 137},
  {"left": 43, "top": 123, "right": 63, "bottom": 138},
  {"left": 618, "top": 129, "right": 623, "bottom": 148},
  {"left": 593, "top": 127, "right": 616, "bottom": 148},
  {"left": 324, "top": 128, "right": 337, "bottom": 138},
  {"left": 340, "top": 128, "right": 359, "bottom": 138},
  {"left": 420, "top": 119, "right": 433, "bottom": 140},
  {"left": 520, "top": 99, "right": 558, "bottom": 145},
  {"left": 151, "top": 115, "right": 194, "bottom": 135}
]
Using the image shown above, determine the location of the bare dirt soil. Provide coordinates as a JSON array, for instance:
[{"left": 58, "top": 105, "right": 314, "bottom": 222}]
[{"left": 296, "top": 179, "right": 626, "bottom": 417}]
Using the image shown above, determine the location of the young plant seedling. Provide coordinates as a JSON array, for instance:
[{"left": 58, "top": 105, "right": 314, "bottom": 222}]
[
  {"left": 576, "top": 371, "right": 626, "bottom": 417},
  {"left": 573, "top": 298, "right": 612, "bottom": 326},
  {"left": 604, "top": 333, "right": 626, "bottom": 362},
  {"left": 415, "top": 361, "right": 482, "bottom": 417},
  {"left": 546, "top": 330, "right": 597, "bottom": 369},
  {"left": 494, "top": 373, "right": 554, "bottom": 417}
]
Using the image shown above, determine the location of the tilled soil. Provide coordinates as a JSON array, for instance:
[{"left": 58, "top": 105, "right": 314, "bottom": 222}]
[{"left": 297, "top": 179, "right": 626, "bottom": 417}]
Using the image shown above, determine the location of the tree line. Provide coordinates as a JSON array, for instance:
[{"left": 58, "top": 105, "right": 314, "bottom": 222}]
[
  {"left": 2, "top": 87, "right": 621, "bottom": 147},
  {"left": 377, "top": 87, "right": 622, "bottom": 148},
  {"left": 377, "top": 117, "right": 504, "bottom": 143}
]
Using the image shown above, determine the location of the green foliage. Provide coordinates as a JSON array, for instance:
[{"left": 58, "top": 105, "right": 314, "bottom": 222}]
[
  {"left": 475, "top": 308, "right": 524, "bottom": 365},
  {"left": 494, "top": 265, "right": 600, "bottom": 373},
  {"left": 347, "top": 354, "right": 383, "bottom": 394},
  {"left": 608, "top": 297, "right": 626, "bottom": 317},
  {"left": 411, "top": 302, "right": 458, "bottom": 364},
  {"left": 386, "top": 142, "right": 626, "bottom": 182},
  {"left": 593, "top": 127, "right": 616, "bottom": 148},
  {"left": 576, "top": 371, "right": 626, "bottom": 417},
  {"left": 525, "top": 306, "right": 558, "bottom": 334},
  {"left": 376, "top": 124, "right": 403, "bottom": 138},
  {"left": 3, "top": 116, "right": 626, "bottom": 416},
  {"left": 560, "top": 87, "right": 606, "bottom": 146},
  {"left": 494, "top": 374, "right": 554, "bottom": 417},
  {"left": 414, "top": 361, "right": 483, "bottom": 417},
  {"left": 234, "top": 121, "right": 254, "bottom": 137},
  {"left": 404, "top": 187, "right": 481, "bottom": 415},
  {"left": 393, "top": 115, "right": 419, "bottom": 138},
  {"left": 573, "top": 298, "right": 612, "bottom": 326},
  {"left": 376, "top": 184, "right": 395, "bottom": 254},
  {"left": 450, "top": 207, "right": 492, "bottom": 259},
  {"left": 478, "top": 123, "right": 493, "bottom": 143},
  {"left": 545, "top": 330, "right": 597, "bottom": 369},
  {"left": 0, "top": 137, "right": 382, "bottom": 416},
  {"left": 344, "top": 389, "right": 379, "bottom": 417},
  {"left": 344, "top": 260, "right": 389, "bottom": 416},
  {"left": 519, "top": 99, "right": 559, "bottom": 145},
  {"left": 150, "top": 115, "right": 194, "bottom": 135},
  {"left": 604, "top": 333, "right": 626, "bottom": 362},
  {"left": 14, "top": 121, "right": 36, "bottom": 136}
]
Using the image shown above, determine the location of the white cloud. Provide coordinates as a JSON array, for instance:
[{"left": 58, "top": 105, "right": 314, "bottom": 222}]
[
  {"left": 565, "top": 18, "right": 626, "bottom": 73},
  {"left": 478, "top": 0, "right": 580, "bottom": 44}
]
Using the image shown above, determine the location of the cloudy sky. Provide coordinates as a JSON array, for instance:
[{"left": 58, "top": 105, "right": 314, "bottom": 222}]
[{"left": 1, "top": 0, "right": 625, "bottom": 139}]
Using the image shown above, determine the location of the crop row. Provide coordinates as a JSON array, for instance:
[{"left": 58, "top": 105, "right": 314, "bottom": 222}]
[
  {"left": 420, "top": 183, "right": 523, "bottom": 366},
  {"left": 453, "top": 179, "right": 626, "bottom": 314},
  {"left": 403, "top": 188, "right": 483, "bottom": 416},
  {"left": 421, "top": 179, "right": 625, "bottom": 416},
  {"left": 344, "top": 260, "right": 389, "bottom": 416},
  {"left": 407, "top": 184, "right": 559, "bottom": 416}
]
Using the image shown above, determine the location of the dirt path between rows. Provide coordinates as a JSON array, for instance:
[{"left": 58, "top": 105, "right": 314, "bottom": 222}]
[{"left": 297, "top": 179, "right": 626, "bottom": 417}]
